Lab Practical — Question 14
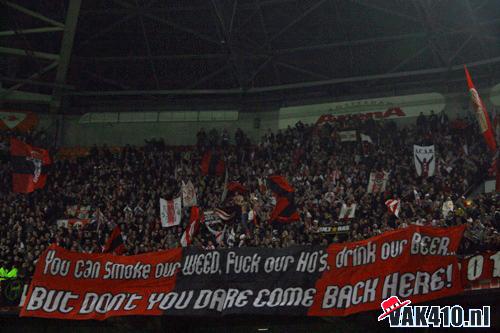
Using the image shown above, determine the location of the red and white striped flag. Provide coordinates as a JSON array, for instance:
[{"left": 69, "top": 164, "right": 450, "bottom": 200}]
[
  {"left": 160, "top": 197, "right": 182, "bottom": 228},
  {"left": 464, "top": 65, "right": 497, "bottom": 152},
  {"left": 180, "top": 206, "right": 202, "bottom": 247},
  {"left": 385, "top": 199, "right": 401, "bottom": 218}
]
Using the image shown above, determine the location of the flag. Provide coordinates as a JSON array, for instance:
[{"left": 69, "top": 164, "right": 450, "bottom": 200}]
[
  {"left": 270, "top": 196, "right": 299, "bottom": 223},
  {"left": 339, "top": 203, "right": 356, "bottom": 219},
  {"left": 267, "top": 175, "right": 295, "bottom": 196},
  {"left": 160, "top": 197, "right": 182, "bottom": 228},
  {"left": 181, "top": 180, "right": 197, "bottom": 207},
  {"left": 103, "top": 226, "right": 126, "bottom": 255},
  {"left": 267, "top": 175, "right": 299, "bottom": 223},
  {"left": 220, "top": 170, "right": 229, "bottom": 203},
  {"left": 10, "top": 138, "right": 51, "bottom": 193},
  {"left": 200, "top": 151, "right": 225, "bottom": 176},
  {"left": 339, "top": 130, "right": 357, "bottom": 142},
  {"left": 257, "top": 177, "right": 267, "bottom": 194},
  {"left": 0, "top": 110, "right": 38, "bottom": 132},
  {"left": 227, "top": 181, "right": 248, "bottom": 194},
  {"left": 66, "top": 205, "right": 91, "bottom": 219},
  {"left": 464, "top": 65, "right": 497, "bottom": 152},
  {"left": 442, "top": 199, "right": 454, "bottom": 218},
  {"left": 360, "top": 133, "right": 373, "bottom": 144},
  {"left": 367, "top": 171, "right": 389, "bottom": 193},
  {"left": 56, "top": 219, "right": 93, "bottom": 228},
  {"left": 385, "top": 199, "right": 401, "bottom": 218},
  {"left": 180, "top": 206, "right": 202, "bottom": 247},
  {"left": 413, "top": 145, "right": 436, "bottom": 177}
]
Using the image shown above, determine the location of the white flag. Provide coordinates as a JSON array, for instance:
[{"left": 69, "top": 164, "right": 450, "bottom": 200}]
[
  {"left": 66, "top": 205, "right": 91, "bottom": 219},
  {"left": 160, "top": 197, "right": 182, "bottom": 228},
  {"left": 339, "top": 203, "right": 356, "bottom": 219},
  {"left": 360, "top": 133, "right": 373, "bottom": 144},
  {"left": 385, "top": 199, "right": 401, "bottom": 218},
  {"left": 367, "top": 171, "right": 389, "bottom": 193},
  {"left": 442, "top": 199, "right": 454, "bottom": 218},
  {"left": 339, "top": 130, "right": 357, "bottom": 142},
  {"left": 181, "top": 181, "right": 197, "bottom": 207},
  {"left": 414, "top": 145, "right": 435, "bottom": 177},
  {"left": 57, "top": 219, "right": 93, "bottom": 228}
]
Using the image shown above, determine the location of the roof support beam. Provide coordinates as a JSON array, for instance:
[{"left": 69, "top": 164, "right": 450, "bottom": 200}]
[
  {"left": 1, "top": 61, "right": 58, "bottom": 93},
  {"left": 111, "top": 0, "right": 221, "bottom": 46},
  {"left": 69, "top": 55, "right": 500, "bottom": 96},
  {"left": 348, "top": 0, "right": 420, "bottom": 23},
  {"left": 1, "top": 0, "right": 65, "bottom": 27},
  {"left": 50, "top": 0, "right": 81, "bottom": 113},
  {"left": 270, "top": 0, "right": 327, "bottom": 41},
  {"left": 135, "top": 0, "right": 160, "bottom": 89},
  {"left": 0, "top": 46, "right": 60, "bottom": 61},
  {"left": 0, "top": 27, "right": 64, "bottom": 36}
]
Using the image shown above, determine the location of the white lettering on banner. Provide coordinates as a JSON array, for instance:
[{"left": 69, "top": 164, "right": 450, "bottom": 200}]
[
  {"left": 147, "top": 291, "right": 193, "bottom": 310},
  {"left": 322, "top": 279, "right": 378, "bottom": 309},
  {"left": 43, "top": 250, "right": 70, "bottom": 277},
  {"left": 226, "top": 252, "right": 261, "bottom": 274},
  {"left": 74, "top": 260, "right": 101, "bottom": 279},
  {"left": 296, "top": 250, "right": 329, "bottom": 273},
  {"left": 26, "top": 287, "right": 78, "bottom": 313},
  {"left": 253, "top": 288, "right": 316, "bottom": 308},
  {"left": 335, "top": 242, "right": 377, "bottom": 268},
  {"left": 410, "top": 233, "right": 450, "bottom": 256},
  {"left": 382, "top": 265, "right": 453, "bottom": 299},
  {"left": 102, "top": 261, "right": 152, "bottom": 280},
  {"left": 182, "top": 252, "right": 221, "bottom": 275}
]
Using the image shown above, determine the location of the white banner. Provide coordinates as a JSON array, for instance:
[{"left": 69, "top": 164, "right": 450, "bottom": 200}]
[
  {"left": 339, "top": 203, "right": 356, "bottom": 219},
  {"left": 339, "top": 130, "right": 357, "bottom": 142},
  {"left": 160, "top": 197, "right": 182, "bottom": 228},
  {"left": 414, "top": 145, "right": 435, "bottom": 177},
  {"left": 182, "top": 181, "right": 197, "bottom": 207},
  {"left": 367, "top": 171, "right": 389, "bottom": 193}
]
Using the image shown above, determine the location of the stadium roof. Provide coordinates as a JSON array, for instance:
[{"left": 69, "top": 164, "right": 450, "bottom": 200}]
[{"left": 2, "top": 0, "right": 500, "bottom": 108}]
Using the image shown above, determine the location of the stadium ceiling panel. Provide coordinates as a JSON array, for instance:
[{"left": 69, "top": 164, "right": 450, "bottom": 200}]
[{"left": 1, "top": 0, "right": 500, "bottom": 107}]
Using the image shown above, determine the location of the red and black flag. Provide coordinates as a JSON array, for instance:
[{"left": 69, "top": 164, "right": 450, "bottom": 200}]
[
  {"left": 267, "top": 175, "right": 299, "bottom": 223},
  {"left": 464, "top": 66, "right": 497, "bottom": 152},
  {"left": 10, "top": 138, "right": 51, "bottom": 193},
  {"left": 270, "top": 196, "right": 300, "bottom": 223},
  {"left": 200, "top": 151, "right": 225, "bottom": 176},
  {"left": 103, "top": 225, "right": 126, "bottom": 255},
  {"left": 227, "top": 181, "right": 248, "bottom": 194},
  {"left": 267, "top": 175, "right": 295, "bottom": 196}
]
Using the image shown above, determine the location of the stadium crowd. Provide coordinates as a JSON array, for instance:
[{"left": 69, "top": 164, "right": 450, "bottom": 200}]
[{"left": 0, "top": 111, "right": 499, "bottom": 281}]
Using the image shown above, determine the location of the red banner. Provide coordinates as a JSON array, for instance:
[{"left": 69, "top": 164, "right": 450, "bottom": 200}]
[
  {"left": 0, "top": 110, "right": 38, "bottom": 132},
  {"left": 20, "top": 225, "right": 465, "bottom": 320},
  {"left": 20, "top": 246, "right": 182, "bottom": 320},
  {"left": 308, "top": 225, "right": 465, "bottom": 316},
  {"left": 461, "top": 251, "right": 500, "bottom": 291}
]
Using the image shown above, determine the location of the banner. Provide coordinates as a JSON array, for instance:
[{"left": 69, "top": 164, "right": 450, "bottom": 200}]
[
  {"left": 10, "top": 138, "right": 51, "bottom": 193},
  {"left": 464, "top": 66, "right": 497, "bottom": 152},
  {"left": 20, "top": 225, "right": 465, "bottom": 320},
  {"left": 181, "top": 181, "right": 197, "bottom": 207},
  {"left": 461, "top": 251, "right": 500, "bottom": 291},
  {"left": 160, "top": 197, "right": 182, "bottom": 228},
  {"left": 367, "top": 171, "right": 389, "bottom": 193},
  {"left": 66, "top": 205, "right": 92, "bottom": 219},
  {"left": 0, "top": 110, "right": 38, "bottom": 132},
  {"left": 339, "top": 203, "right": 356, "bottom": 219},
  {"left": 413, "top": 145, "right": 435, "bottom": 177},
  {"left": 338, "top": 131, "right": 357, "bottom": 142},
  {"left": 56, "top": 219, "right": 93, "bottom": 228}
]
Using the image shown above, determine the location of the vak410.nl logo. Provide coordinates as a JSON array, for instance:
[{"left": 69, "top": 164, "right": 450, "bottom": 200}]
[{"left": 378, "top": 296, "right": 490, "bottom": 328}]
